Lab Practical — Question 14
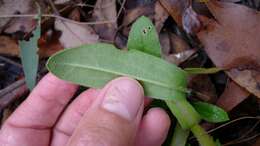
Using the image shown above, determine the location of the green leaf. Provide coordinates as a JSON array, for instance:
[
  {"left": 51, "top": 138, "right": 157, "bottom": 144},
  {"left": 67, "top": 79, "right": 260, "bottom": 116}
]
[
  {"left": 127, "top": 16, "right": 161, "bottom": 57},
  {"left": 215, "top": 139, "right": 222, "bottom": 146},
  {"left": 192, "top": 101, "right": 229, "bottom": 123},
  {"left": 184, "top": 67, "right": 222, "bottom": 74},
  {"left": 47, "top": 43, "right": 188, "bottom": 100},
  {"left": 171, "top": 123, "right": 190, "bottom": 146},
  {"left": 126, "top": 16, "right": 201, "bottom": 129},
  {"left": 19, "top": 20, "right": 40, "bottom": 90}
]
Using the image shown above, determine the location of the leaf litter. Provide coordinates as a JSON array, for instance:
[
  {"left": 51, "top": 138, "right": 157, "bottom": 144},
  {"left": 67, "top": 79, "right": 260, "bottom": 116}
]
[{"left": 0, "top": 0, "right": 260, "bottom": 145}]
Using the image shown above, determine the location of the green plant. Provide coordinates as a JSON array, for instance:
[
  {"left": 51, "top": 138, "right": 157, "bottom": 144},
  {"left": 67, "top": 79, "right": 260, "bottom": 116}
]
[{"left": 47, "top": 16, "right": 229, "bottom": 146}]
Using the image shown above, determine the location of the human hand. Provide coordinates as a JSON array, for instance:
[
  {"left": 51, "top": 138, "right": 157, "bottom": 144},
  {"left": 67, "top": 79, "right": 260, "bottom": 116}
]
[{"left": 0, "top": 73, "right": 170, "bottom": 146}]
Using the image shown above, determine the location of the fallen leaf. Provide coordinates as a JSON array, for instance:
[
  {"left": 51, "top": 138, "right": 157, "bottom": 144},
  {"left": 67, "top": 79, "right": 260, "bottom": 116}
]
[
  {"left": 197, "top": 1, "right": 260, "bottom": 97},
  {"left": 38, "top": 30, "right": 63, "bottom": 58},
  {"left": 169, "top": 32, "right": 191, "bottom": 53},
  {"left": 155, "top": 1, "right": 169, "bottom": 32},
  {"left": 122, "top": 3, "right": 155, "bottom": 39},
  {"left": 55, "top": 20, "right": 99, "bottom": 48},
  {"left": 182, "top": 5, "right": 202, "bottom": 34},
  {"left": 68, "top": 8, "right": 81, "bottom": 22},
  {"left": 0, "top": 36, "right": 20, "bottom": 56},
  {"left": 92, "top": 0, "right": 117, "bottom": 41},
  {"left": 252, "top": 136, "right": 260, "bottom": 146},
  {"left": 160, "top": 32, "right": 196, "bottom": 65},
  {"left": 0, "top": 34, "right": 63, "bottom": 58},
  {"left": 0, "top": 0, "right": 37, "bottom": 34},
  {"left": 159, "top": 0, "right": 202, "bottom": 34},
  {"left": 216, "top": 81, "right": 250, "bottom": 111},
  {"left": 159, "top": 0, "right": 190, "bottom": 26},
  {"left": 122, "top": 4, "right": 154, "bottom": 27},
  {"left": 188, "top": 75, "right": 217, "bottom": 102}
]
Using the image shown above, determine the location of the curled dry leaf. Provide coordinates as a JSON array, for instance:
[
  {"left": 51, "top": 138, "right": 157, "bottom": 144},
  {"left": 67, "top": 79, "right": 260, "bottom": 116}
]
[
  {"left": 160, "top": 32, "right": 196, "bottom": 65},
  {"left": 159, "top": 0, "right": 190, "bottom": 26},
  {"left": 122, "top": 4, "right": 154, "bottom": 28},
  {"left": 159, "top": 0, "right": 202, "bottom": 34},
  {"left": 55, "top": 20, "right": 99, "bottom": 48},
  {"left": 0, "top": 0, "right": 36, "bottom": 33},
  {"left": 92, "top": 0, "right": 117, "bottom": 41},
  {"left": 154, "top": 1, "right": 169, "bottom": 32},
  {"left": 182, "top": 5, "right": 202, "bottom": 34},
  {"left": 197, "top": 1, "right": 260, "bottom": 97}
]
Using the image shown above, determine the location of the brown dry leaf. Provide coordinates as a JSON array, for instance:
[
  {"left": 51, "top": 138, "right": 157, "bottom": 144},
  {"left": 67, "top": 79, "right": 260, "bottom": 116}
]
[
  {"left": 159, "top": 0, "right": 190, "bottom": 26},
  {"left": 155, "top": 1, "right": 169, "bottom": 32},
  {"left": 0, "top": 35, "right": 63, "bottom": 58},
  {"left": 188, "top": 75, "right": 217, "bottom": 102},
  {"left": 38, "top": 31, "right": 64, "bottom": 58},
  {"left": 0, "top": 36, "right": 20, "bottom": 56},
  {"left": 122, "top": 3, "right": 154, "bottom": 37},
  {"left": 197, "top": 1, "right": 260, "bottom": 97},
  {"left": 160, "top": 32, "right": 196, "bottom": 65},
  {"left": 55, "top": 20, "right": 99, "bottom": 48},
  {"left": 159, "top": 0, "right": 202, "bottom": 34},
  {"left": 253, "top": 136, "right": 260, "bottom": 146},
  {"left": 0, "top": 0, "right": 37, "bottom": 34},
  {"left": 122, "top": 4, "right": 154, "bottom": 27},
  {"left": 217, "top": 81, "right": 250, "bottom": 112},
  {"left": 92, "top": 0, "right": 117, "bottom": 41}
]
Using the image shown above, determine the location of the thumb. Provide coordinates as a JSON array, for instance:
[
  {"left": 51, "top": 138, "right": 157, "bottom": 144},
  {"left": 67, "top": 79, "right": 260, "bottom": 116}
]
[{"left": 67, "top": 77, "right": 144, "bottom": 146}]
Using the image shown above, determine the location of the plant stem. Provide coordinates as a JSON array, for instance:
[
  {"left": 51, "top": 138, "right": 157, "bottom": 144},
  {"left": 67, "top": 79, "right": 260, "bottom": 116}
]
[
  {"left": 191, "top": 124, "right": 216, "bottom": 146},
  {"left": 171, "top": 123, "right": 190, "bottom": 146},
  {"left": 166, "top": 97, "right": 201, "bottom": 129}
]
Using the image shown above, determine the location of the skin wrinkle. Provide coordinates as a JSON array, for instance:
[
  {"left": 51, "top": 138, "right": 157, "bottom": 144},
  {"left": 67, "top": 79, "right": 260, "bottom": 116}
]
[
  {"left": 4, "top": 120, "right": 52, "bottom": 131},
  {"left": 53, "top": 127, "right": 72, "bottom": 137}
]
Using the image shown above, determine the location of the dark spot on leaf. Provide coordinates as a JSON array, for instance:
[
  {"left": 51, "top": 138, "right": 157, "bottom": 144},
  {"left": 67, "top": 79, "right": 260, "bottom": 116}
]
[
  {"left": 142, "top": 28, "right": 148, "bottom": 35},
  {"left": 147, "top": 26, "right": 152, "bottom": 30}
]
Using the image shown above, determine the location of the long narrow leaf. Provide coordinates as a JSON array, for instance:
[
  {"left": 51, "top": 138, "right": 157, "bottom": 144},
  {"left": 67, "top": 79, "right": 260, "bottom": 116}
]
[
  {"left": 47, "top": 43, "right": 187, "bottom": 100},
  {"left": 192, "top": 101, "right": 229, "bottom": 123},
  {"left": 19, "top": 21, "right": 40, "bottom": 90}
]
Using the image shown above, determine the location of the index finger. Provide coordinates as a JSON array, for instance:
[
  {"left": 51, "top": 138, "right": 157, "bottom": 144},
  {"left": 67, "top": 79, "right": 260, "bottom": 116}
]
[{"left": 5, "top": 73, "right": 78, "bottom": 129}]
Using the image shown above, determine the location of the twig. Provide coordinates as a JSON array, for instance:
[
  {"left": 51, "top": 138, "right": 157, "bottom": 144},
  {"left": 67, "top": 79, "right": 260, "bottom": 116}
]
[
  {"left": 0, "top": 14, "right": 116, "bottom": 25},
  {"left": 207, "top": 116, "right": 260, "bottom": 134},
  {"left": 117, "top": 0, "right": 126, "bottom": 18},
  {"left": 0, "top": 56, "right": 23, "bottom": 68},
  {"left": 0, "top": 79, "right": 25, "bottom": 98},
  {"left": 223, "top": 133, "right": 260, "bottom": 146},
  {"left": 0, "top": 81, "right": 28, "bottom": 111}
]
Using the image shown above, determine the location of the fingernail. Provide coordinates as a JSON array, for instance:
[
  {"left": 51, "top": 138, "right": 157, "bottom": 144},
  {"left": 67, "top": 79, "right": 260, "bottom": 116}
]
[{"left": 102, "top": 77, "right": 144, "bottom": 121}]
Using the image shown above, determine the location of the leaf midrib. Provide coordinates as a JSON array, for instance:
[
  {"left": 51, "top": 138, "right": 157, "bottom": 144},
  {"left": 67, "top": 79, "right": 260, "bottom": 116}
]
[{"left": 57, "top": 62, "right": 187, "bottom": 92}]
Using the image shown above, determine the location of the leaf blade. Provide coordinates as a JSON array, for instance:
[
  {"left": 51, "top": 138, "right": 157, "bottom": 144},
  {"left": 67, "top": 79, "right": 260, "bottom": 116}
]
[
  {"left": 127, "top": 16, "right": 162, "bottom": 57},
  {"left": 19, "top": 22, "right": 40, "bottom": 90},
  {"left": 47, "top": 43, "right": 187, "bottom": 100},
  {"left": 192, "top": 101, "right": 229, "bottom": 123}
]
